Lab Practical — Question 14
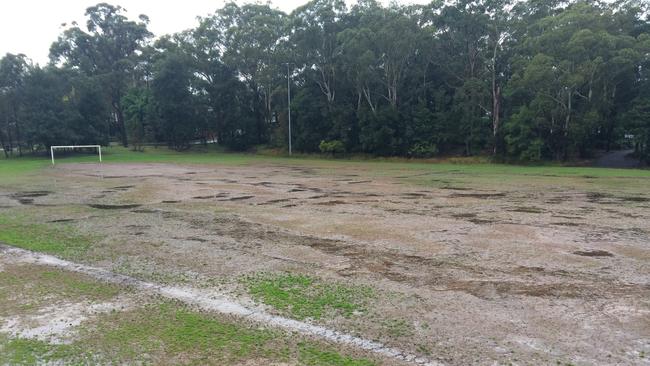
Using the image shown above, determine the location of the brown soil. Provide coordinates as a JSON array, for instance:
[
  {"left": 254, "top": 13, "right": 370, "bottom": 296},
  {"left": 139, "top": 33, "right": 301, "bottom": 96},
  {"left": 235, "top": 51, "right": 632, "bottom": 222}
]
[{"left": 1, "top": 161, "right": 649, "bottom": 365}]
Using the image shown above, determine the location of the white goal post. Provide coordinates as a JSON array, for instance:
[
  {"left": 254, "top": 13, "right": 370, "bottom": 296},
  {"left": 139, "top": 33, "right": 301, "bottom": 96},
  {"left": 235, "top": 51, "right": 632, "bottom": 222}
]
[{"left": 50, "top": 145, "right": 102, "bottom": 165}]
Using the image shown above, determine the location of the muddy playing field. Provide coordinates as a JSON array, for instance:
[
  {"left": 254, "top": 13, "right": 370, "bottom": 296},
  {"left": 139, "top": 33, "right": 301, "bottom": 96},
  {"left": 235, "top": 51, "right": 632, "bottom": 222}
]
[{"left": 1, "top": 158, "right": 649, "bottom": 365}]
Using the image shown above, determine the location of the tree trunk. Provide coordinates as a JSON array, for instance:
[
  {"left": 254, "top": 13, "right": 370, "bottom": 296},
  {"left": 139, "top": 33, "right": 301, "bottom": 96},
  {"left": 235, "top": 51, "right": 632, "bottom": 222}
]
[
  {"left": 491, "top": 41, "right": 500, "bottom": 156},
  {"left": 563, "top": 90, "right": 572, "bottom": 160},
  {"left": 492, "top": 85, "right": 501, "bottom": 155},
  {"left": 255, "top": 91, "right": 264, "bottom": 144},
  {"left": 6, "top": 124, "right": 14, "bottom": 156},
  {"left": 12, "top": 102, "right": 22, "bottom": 156},
  {"left": 362, "top": 86, "right": 376, "bottom": 114},
  {"left": 117, "top": 108, "right": 128, "bottom": 147},
  {"left": 0, "top": 129, "right": 8, "bottom": 158},
  {"left": 356, "top": 91, "right": 362, "bottom": 112},
  {"left": 112, "top": 100, "right": 128, "bottom": 147}
]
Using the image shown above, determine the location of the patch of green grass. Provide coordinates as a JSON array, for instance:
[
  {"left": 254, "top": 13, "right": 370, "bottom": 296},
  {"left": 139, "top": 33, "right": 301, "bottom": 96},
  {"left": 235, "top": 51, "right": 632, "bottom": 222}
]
[
  {"left": 0, "top": 213, "right": 92, "bottom": 257},
  {"left": 3, "top": 145, "right": 650, "bottom": 207},
  {"left": 380, "top": 318, "right": 414, "bottom": 338},
  {"left": 90, "top": 302, "right": 277, "bottom": 362},
  {"left": 415, "top": 343, "right": 432, "bottom": 356},
  {"left": 243, "top": 273, "right": 374, "bottom": 320},
  {"left": 4, "top": 145, "right": 649, "bottom": 183},
  {"left": 31, "top": 145, "right": 272, "bottom": 167},
  {"left": 40, "top": 270, "right": 122, "bottom": 298},
  {"left": 298, "top": 343, "right": 376, "bottom": 366},
  {"left": 0, "top": 301, "right": 378, "bottom": 365},
  {"left": 0, "top": 265, "right": 377, "bottom": 365},
  {"left": 0, "top": 158, "right": 49, "bottom": 179},
  {"left": 0, "top": 264, "right": 122, "bottom": 315},
  {"left": 112, "top": 259, "right": 192, "bottom": 285},
  {"left": 0, "top": 334, "right": 80, "bottom": 365},
  {"left": 82, "top": 302, "right": 377, "bottom": 365}
]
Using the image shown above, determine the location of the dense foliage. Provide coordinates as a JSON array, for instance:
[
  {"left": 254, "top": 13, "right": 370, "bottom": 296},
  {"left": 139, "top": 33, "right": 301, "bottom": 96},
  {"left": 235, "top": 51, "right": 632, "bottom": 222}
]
[{"left": 1, "top": 0, "right": 649, "bottom": 162}]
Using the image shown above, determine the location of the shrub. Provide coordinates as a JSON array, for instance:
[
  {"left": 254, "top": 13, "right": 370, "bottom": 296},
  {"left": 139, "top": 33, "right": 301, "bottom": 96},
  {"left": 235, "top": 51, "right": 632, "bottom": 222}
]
[
  {"left": 408, "top": 142, "right": 438, "bottom": 158},
  {"left": 319, "top": 140, "right": 345, "bottom": 156}
]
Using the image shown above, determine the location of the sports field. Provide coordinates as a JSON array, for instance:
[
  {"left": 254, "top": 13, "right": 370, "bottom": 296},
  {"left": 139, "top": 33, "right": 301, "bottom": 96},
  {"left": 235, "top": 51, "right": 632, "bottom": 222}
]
[{"left": 1, "top": 147, "right": 649, "bottom": 365}]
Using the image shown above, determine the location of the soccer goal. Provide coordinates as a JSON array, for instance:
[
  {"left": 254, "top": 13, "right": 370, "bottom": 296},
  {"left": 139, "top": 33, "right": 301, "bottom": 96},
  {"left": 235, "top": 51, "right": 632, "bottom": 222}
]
[{"left": 50, "top": 145, "right": 102, "bottom": 165}]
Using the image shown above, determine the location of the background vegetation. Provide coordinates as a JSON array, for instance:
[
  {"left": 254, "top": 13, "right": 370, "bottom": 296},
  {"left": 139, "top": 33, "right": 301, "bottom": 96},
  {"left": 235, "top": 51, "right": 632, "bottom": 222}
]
[{"left": 0, "top": 0, "right": 649, "bottom": 162}]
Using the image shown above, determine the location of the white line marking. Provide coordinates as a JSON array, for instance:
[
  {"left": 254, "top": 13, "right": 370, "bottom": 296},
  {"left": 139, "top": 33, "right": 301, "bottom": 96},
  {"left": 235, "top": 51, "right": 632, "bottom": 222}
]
[{"left": 0, "top": 244, "right": 441, "bottom": 366}]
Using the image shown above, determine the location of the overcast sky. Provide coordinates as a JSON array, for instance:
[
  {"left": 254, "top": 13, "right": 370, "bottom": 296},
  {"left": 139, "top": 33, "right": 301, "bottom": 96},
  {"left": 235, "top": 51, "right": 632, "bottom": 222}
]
[{"left": 0, "top": 0, "right": 430, "bottom": 66}]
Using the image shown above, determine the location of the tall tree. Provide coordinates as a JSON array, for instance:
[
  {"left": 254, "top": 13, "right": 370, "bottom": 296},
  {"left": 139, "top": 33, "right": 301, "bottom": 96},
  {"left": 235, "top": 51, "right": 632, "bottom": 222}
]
[
  {"left": 291, "top": 0, "right": 347, "bottom": 105},
  {"left": 151, "top": 52, "right": 199, "bottom": 150},
  {"left": 50, "top": 3, "right": 152, "bottom": 147},
  {"left": 202, "top": 3, "right": 287, "bottom": 143},
  {"left": 0, "top": 53, "right": 29, "bottom": 156}
]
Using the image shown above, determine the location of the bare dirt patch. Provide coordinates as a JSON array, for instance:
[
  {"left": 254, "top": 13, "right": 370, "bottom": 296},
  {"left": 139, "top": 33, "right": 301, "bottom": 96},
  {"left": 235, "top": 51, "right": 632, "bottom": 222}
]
[{"left": 2, "top": 161, "right": 648, "bottom": 366}]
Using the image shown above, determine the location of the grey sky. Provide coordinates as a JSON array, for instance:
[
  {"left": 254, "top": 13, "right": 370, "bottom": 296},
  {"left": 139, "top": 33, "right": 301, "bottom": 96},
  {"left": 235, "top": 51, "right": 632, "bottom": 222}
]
[{"left": 0, "top": 0, "right": 429, "bottom": 66}]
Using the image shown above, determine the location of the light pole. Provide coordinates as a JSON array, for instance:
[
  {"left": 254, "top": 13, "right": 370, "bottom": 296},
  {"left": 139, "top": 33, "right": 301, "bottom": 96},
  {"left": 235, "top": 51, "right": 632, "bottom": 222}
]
[{"left": 286, "top": 63, "right": 292, "bottom": 156}]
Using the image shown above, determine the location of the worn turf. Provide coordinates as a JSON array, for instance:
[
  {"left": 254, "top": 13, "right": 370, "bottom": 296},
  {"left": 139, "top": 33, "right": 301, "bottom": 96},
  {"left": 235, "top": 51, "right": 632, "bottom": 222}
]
[{"left": 244, "top": 273, "right": 374, "bottom": 320}]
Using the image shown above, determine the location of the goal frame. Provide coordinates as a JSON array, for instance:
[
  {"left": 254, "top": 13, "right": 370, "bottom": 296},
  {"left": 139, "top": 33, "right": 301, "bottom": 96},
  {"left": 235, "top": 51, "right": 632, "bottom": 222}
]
[{"left": 50, "top": 145, "right": 102, "bottom": 165}]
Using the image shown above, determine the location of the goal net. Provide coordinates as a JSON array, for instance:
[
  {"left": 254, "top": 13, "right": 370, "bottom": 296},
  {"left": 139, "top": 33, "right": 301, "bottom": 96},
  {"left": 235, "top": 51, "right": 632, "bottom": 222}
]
[{"left": 50, "top": 145, "right": 102, "bottom": 165}]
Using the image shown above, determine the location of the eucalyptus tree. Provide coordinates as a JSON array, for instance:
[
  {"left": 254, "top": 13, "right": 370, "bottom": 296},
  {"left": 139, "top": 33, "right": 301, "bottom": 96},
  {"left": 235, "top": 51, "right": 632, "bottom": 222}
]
[
  {"left": 338, "top": 25, "right": 379, "bottom": 113},
  {"left": 2, "top": 0, "right": 647, "bottom": 161},
  {"left": 122, "top": 87, "right": 155, "bottom": 150},
  {"left": 17, "top": 67, "right": 108, "bottom": 149},
  {"left": 484, "top": 0, "right": 514, "bottom": 154},
  {"left": 342, "top": 1, "right": 423, "bottom": 110},
  {"left": 202, "top": 3, "right": 287, "bottom": 143},
  {"left": 50, "top": 3, "right": 152, "bottom": 147},
  {"left": 186, "top": 24, "right": 251, "bottom": 148},
  {"left": 430, "top": 0, "right": 492, "bottom": 155},
  {"left": 151, "top": 51, "right": 199, "bottom": 150},
  {"left": 0, "top": 53, "right": 29, "bottom": 156},
  {"left": 506, "top": 1, "right": 648, "bottom": 159},
  {"left": 291, "top": 0, "right": 347, "bottom": 106},
  {"left": 380, "top": 7, "right": 423, "bottom": 109}
]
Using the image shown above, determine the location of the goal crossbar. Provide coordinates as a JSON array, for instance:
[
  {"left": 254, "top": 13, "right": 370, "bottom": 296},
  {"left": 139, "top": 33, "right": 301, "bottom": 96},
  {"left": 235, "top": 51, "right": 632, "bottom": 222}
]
[{"left": 50, "top": 145, "right": 102, "bottom": 165}]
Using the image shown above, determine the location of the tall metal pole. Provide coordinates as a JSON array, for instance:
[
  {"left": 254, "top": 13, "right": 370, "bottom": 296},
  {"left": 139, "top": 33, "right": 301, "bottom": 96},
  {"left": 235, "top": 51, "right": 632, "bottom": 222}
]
[{"left": 287, "top": 63, "right": 292, "bottom": 156}]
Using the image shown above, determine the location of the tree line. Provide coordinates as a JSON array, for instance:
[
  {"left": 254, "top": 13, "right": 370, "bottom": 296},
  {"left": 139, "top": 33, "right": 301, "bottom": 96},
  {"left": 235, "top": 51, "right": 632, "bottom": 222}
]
[{"left": 1, "top": 0, "right": 649, "bottom": 162}]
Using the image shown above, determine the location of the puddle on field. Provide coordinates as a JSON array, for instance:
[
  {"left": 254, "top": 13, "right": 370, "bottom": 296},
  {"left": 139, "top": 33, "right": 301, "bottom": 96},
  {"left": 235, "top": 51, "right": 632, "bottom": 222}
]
[
  {"left": 111, "top": 185, "right": 135, "bottom": 191},
  {"left": 49, "top": 218, "right": 75, "bottom": 223},
  {"left": 10, "top": 191, "right": 52, "bottom": 205},
  {"left": 315, "top": 200, "right": 346, "bottom": 206},
  {"left": 258, "top": 198, "right": 291, "bottom": 205},
  {"left": 573, "top": 250, "right": 614, "bottom": 257},
  {"left": 510, "top": 207, "right": 544, "bottom": 213},
  {"left": 219, "top": 195, "right": 254, "bottom": 201},
  {"left": 88, "top": 204, "right": 141, "bottom": 210},
  {"left": 453, "top": 213, "right": 477, "bottom": 218},
  {"left": 449, "top": 192, "right": 506, "bottom": 199}
]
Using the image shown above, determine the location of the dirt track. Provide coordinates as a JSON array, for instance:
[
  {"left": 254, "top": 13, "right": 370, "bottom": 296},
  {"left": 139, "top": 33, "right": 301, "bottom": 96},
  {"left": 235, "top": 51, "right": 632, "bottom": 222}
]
[{"left": 1, "top": 162, "right": 649, "bottom": 365}]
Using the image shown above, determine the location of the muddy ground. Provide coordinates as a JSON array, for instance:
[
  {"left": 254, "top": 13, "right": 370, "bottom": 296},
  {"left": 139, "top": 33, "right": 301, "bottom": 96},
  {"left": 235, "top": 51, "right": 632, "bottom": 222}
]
[{"left": 1, "top": 161, "right": 649, "bottom": 365}]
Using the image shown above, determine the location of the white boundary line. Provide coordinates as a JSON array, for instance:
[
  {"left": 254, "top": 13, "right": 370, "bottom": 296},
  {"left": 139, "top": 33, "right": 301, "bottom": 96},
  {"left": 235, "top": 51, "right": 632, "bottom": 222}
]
[
  {"left": 0, "top": 244, "right": 441, "bottom": 366},
  {"left": 50, "top": 145, "right": 102, "bottom": 165}
]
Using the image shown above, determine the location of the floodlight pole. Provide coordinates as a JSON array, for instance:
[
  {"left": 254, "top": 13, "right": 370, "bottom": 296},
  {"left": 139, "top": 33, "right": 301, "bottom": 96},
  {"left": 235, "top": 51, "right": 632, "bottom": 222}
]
[{"left": 286, "top": 63, "right": 292, "bottom": 156}]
